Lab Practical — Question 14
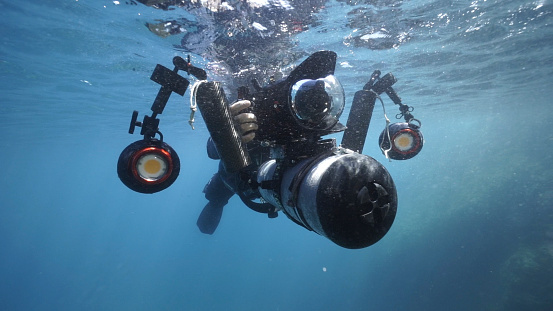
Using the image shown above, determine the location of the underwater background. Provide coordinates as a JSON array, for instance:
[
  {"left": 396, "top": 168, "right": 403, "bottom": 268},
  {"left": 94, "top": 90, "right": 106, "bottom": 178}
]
[{"left": 1, "top": 0, "right": 552, "bottom": 310}]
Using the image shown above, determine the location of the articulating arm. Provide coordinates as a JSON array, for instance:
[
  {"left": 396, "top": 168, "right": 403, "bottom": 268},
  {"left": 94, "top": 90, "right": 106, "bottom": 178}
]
[{"left": 128, "top": 56, "right": 207, "bottom": 141}]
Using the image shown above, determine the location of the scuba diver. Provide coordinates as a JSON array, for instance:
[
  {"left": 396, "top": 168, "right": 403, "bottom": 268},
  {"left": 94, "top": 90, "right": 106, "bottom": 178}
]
[
  {"left": 118, "top": 51, "right": 424, "bottom": 249},
  {"left": 196, "top": 53, "right": 347, "bottom": 235}
]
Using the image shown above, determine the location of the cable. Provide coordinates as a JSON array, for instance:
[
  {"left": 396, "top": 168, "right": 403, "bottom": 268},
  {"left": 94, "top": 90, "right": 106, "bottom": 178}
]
[
  {"left": 188, "top": 80, "right": 207, "bottom": 130},
  {"left": 372, "top": 90, "right": 392, "bottom": 161}
]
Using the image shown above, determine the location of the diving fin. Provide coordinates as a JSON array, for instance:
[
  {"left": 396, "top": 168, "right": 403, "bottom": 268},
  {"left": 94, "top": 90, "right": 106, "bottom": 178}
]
[{"left": 196, "top": 201, "right": 224, "bottom": 235}]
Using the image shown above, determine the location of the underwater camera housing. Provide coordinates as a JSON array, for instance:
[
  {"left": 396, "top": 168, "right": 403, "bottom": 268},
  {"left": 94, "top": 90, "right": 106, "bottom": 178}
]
[
  {"left": 117, "top": 51, "right": 423, "bottom": 249},
  {"left": 239, "top": 51, "right": 347, "bottom": 145},
  {"left": 198, "top": 51, "right": 422, "bottom": 248}
]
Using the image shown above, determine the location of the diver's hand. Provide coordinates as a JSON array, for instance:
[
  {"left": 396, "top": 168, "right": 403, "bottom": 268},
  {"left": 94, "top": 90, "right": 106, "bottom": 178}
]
[{"left": 230, "top": 100, "right": 258, "bottom": 143}]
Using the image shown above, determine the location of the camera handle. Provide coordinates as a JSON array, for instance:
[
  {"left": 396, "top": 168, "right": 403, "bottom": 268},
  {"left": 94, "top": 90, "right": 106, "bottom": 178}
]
[{"left": 342, "top": 71, "right": 395, "bottom": 153}]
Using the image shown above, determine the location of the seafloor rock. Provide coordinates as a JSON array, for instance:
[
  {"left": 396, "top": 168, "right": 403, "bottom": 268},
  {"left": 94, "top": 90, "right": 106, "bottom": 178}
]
[{"left": 497, "top": 236, "right": 553, "bottom": 311}]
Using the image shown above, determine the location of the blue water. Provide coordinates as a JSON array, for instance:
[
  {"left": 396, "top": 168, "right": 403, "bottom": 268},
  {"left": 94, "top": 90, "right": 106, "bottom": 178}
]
[{"left": 1, "top": 0, "right": 552, "bottom": 310}]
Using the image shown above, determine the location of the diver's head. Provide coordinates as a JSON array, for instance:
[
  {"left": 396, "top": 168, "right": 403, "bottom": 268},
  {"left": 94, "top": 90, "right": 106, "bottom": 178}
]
[{"left": 290, "top": 75, "right": 345, "bottom": 130}]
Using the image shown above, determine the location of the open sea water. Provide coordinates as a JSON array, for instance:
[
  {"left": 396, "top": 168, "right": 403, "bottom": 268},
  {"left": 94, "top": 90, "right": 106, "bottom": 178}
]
[{"left": 1, "top": 0, "right": 552, "bottom": 310}]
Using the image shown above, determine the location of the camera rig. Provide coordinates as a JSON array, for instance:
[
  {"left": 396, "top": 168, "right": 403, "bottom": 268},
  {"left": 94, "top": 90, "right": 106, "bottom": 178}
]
[{"left": 117, "top": 52, "right": 423, "bottom": 249}]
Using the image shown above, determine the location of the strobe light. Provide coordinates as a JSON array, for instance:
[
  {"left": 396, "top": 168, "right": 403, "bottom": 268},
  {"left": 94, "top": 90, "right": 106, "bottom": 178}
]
[
  {"left": 117, "top": 139, "right": 180, "bottom": 194},
  {"left": 117, "top": 56, "right": 206, "bottom": 193},
  {"left": 379, "top": 122, "right": 424, "bottom": 160}
]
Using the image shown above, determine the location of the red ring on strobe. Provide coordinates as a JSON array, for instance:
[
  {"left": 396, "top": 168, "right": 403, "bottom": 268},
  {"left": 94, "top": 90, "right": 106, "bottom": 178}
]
[
  {"left": 130, "top": 147, "right": 174, "bottom": 185},
  {"left": 391, "top": 128, "right": 422, "bottom": 155}
]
